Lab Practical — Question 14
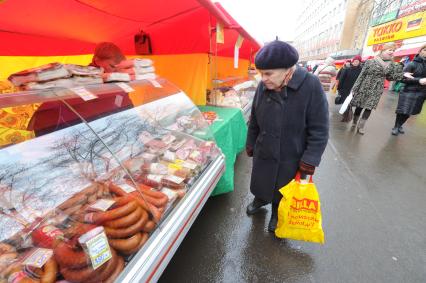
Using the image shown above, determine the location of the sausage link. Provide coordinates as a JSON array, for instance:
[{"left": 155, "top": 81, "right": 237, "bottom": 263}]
[
  {"left": 105, "top": 210, "right": 148, "bottom": 239},
  {"left": 121, "top": 233, "right": 149, "bottom": 256},
  {"left": 142, "top": 220, "right": 156, "bottom": 233},
  {"left": 84, "top": 201, "right": 138, "bottom": 224},
  {"left": 104, "top": 207, "right": 142, "bottom": 229},
  {"left": 109, "top": 233, "right": 142, "bottom": 253},
  {"left": 85, "top": 252, "right": 118, "bottom": 283},
  {"left": 40, "top": 258, "right": 58, "bottom": 283},
  {"left": 54, "top": 243, "right": 89, "bottom": 269},
  {"left": 104, "top": 256, "right": 124, "bottom": 283},
  {"left": 108, "top": 183, "right": 127, "bottom": 197}
]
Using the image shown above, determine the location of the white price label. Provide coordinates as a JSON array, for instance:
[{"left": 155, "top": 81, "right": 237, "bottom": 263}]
[
  {"left": 182, "top": 161, "right": 198, "bottom": 170},
  {"left": 148, "top": 79, "right": 162, "bottom": 88},
  {"left": 116, "top": 82, "right": 135, "bottom": 93},
  {"left": 147, "top": 174, "right": 163, "bottom": 183},
  {"left": 164, "top": 175, "right": 185, "bottom": 184},
  {"left": 71, "top": 87, "right": 98, "bottom": 101},
  {"left": 89, "top": 199, "right": 115, "bottom": 212},
  {"left": 23, "top": 248, "right": 53, "bottom": 268},
  {"left": 85, "top": 232, "right": 112, "bottom": 270},
  {"left": 114, "top": 95, "right": 123, "bottom": 107},
  {"left": 119, "top": 183, "right": 136, "bottom": 193}
]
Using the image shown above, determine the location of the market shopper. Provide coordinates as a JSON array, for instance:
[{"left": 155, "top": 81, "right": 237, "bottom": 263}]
[
  {"left": 245, "top": 41, "right": 329, "bottom": 233},
  {"left": 314, "top": 57, "right": 337, "bottom": 92},
  {"left": 338, "top": 56, "right": 363, "bottom": 122},
  {"left": 90, "top": 42, "right": 126, "bottom": 72},
  {"left": 391, "top": 43, "right": 426, "bottom": 136},
  {"left": 349, "top": 42, "right": 404, "bottom": 135}
]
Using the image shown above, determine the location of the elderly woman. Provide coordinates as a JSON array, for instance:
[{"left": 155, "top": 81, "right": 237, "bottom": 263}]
[
  {"left": 349, "top": 42, "right": 404, "bottom": 134},
  {"left": 391, "top": 43, "right": 426, "bottom": 135},
  {"left": 314, "top": 57, "right": 337, "bottom": 92},
  {"left": 245, "top": 41, "right": 329, "bottom": 233}
]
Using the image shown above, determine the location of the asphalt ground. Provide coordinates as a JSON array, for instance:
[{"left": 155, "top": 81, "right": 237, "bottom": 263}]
[{"left": 159, "top": 91, "right": 426, "bottom": 283}]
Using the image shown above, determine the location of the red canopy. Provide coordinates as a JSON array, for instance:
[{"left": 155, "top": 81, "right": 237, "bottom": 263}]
[{"left": 0, "top": 0, "right": 260, "bottom": 58}]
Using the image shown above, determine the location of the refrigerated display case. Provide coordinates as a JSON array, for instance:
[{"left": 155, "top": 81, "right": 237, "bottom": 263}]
[
  {"left": 208, "top": 76, "right": 257, "bottom": 122},
  {"left": 0, "top": 78, "right": 225, "bottom": 282}
]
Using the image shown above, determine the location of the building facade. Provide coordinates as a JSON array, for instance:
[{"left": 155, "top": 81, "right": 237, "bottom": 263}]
[{"left": 294, "top": 0, "right": 374, "bottom": 61}]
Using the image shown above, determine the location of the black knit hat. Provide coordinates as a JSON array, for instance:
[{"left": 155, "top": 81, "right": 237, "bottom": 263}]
[{"left": 255, "top": 40, "right": 299, "bottom": 70}]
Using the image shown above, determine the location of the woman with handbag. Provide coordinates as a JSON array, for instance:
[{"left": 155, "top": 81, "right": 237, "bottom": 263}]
[
  {"left": 391, "top": 43, "right": 426, "bottom": 136},
  {"left": 338, "top": 56, "right": 363, "bottom": 122},
  {"left": 349, "top": 42, "right": 404, "bottom": 134}
]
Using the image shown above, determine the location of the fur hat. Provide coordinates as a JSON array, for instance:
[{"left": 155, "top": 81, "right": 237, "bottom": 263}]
[{"left": 255, "top": 40, "right": 299, "bottom": 70}]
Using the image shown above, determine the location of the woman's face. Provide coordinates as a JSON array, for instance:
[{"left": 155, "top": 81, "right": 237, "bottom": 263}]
[
  {"left": 259, "top": 69, "right": 287, "bottom": 90},
  {"left": 419, "top": 48, "right": 426, "bottom": 58},
  {"left": 381, "top": 48, "right": 395, "bottom": 60},
  {"left": 352, "top": 60, "right": 360, "bottom": 67}
]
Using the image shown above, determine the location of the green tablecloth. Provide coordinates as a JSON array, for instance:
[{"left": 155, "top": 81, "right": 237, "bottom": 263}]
[{"left": 198, "top": 106, "right": 248, "bottom": 196}]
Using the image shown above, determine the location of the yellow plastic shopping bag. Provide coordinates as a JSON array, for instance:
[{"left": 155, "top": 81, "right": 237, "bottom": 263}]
[{"left": 275, "top": 172, "right": 324, "bottom": 244}]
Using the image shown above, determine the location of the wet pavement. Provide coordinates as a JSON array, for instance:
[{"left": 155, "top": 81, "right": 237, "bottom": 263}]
[{"left": 159, "top": 91, "right": 426, "bottom": 283}]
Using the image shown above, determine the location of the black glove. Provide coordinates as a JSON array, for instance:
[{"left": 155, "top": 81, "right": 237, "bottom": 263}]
[
  {"left": 246, "top": 145, "right": 253, "bottom": 157},
  {"left": 299, "top": 160, "right": 315, "bottom": 176}
]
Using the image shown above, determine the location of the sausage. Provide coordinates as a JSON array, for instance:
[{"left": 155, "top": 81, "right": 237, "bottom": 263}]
[
  {"left": 121, "top": 233, "right": 149, "bottom": 256},
  {"left": 142, "top": 220, "right": 156, "bottom": 233},
  {"left": 104, "top": 256, "right": 124, "bottom": 283},
  {"left": 105, "top": 210, "right": 148, "bottom": 239},
  {"left": 62, "top": 203, "right": 83, "bottom": 217},
  {"left": 40, "top": 258, "right": 58, "bottom": 283},
  {"left": 129, "top": 197, "right": 162, "bottom": 222},
  {"left": 85, "top": 252, "right": 118, "bottom": 283},
  {"left": 54, "top": 243, "right": 89, "bottom": 269},
  {"left": 83, "top": 201, "right": 138, "bottom": 224},
  {"left": 0, "top": 243, "right": 15, "bottom": 255},
  {"left": 57, "top": 194, "right": 88, "bottom": 211},
  {"left": 109, "top": 233, "right": 142, "bottom": 253},
  {"left": 104, "top": 207, "right": 142, "bottom": 229},
  {"left": 108, "top": 183, "right": 127, "bottom": 197}
]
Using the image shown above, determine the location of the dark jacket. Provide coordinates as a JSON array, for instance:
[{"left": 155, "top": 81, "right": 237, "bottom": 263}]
[
  {"left": 338, "top": 65, "right": 362, "bottom": 92},
  {"left": 401, "top": 55, "right": 426, "bottom": 93},
  {"left": 396, "top": 55, "right": 426, "bottom": 115},
  {"left": 246, "top": 67, "right": 329, "bottom": 204}
]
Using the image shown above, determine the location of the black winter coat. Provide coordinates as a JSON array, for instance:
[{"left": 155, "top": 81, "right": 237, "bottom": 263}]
[
  {"left": 337, "top": 65, "right": 362, "bottom": 94},
  {"left": 246, "top": 67, "right": 329, "bottom": 204},
  {"left": 396, "top": 55, "right": 426, "bottom": 115}
]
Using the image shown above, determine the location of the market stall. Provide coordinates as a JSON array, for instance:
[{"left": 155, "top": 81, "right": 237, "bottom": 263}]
[{"left": 0, "top": 77, "right": 225, "bottom": 282}]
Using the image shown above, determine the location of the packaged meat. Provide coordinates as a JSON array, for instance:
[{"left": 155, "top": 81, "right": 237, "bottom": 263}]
[
  {"left": 188, "top": 150, "right": 207, "bottom": 165},
  {"left": 161, "top": 134, "right": 176, "bottom": 145},
  {"left": 103, "top": 72, "right": 132, "bottom": 82},
  {"left": 25, "top": 78, "right": 75, "bottom": 90},
  {"left": 141, "top": 163, "right": 168, "bottom": 175},
  {"left": 146, "top": 139, "right": 168, "bottom": 152},
  {"left": 161, "top": 175, "right": 185, "bottom": 190},
  {"left": 139, "top": 174, "right": 163, "bottom": 189},
  {"left": 134, "top": 66, "right": 155, "bottom": 74},
  {"left": 176, "top": 147, "right": 191, "bottom": 160},
  {"left": 123, "top": 157, "right": 145, "bottom": 174},
  {"left": 160, "top": 188, "right": 178, "bottom": 203},
  {"left": 139, "top": 131, "right": 154, "bottom": 144},
  {"left": 133, "top": 58, "right": 153, "bottom": 68},
  {"left": 170, "top": 139, "right": 187, "bottom": 151},
  {"left": 168, "top": 167, "right": 192, "bottom": 180},
  {"left": 141, "top": 152, "right": 157, "bottom": 162},
  {"left": 65, "top": 64, "right": 103, "bottom": 76},
  {"left": 162, "top": 150, "right": 176, "bottom": 162},
  {"left": 135, "top": 73, "right": 157, "bottom": 81},
  {"left": 8, "top": 63, "right": 70, "bottom": 86},
  {"left": 71, "top": 75, "right": 103, "bottom": 86}
]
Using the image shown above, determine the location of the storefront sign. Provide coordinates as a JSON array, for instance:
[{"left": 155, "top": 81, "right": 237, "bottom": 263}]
[
  {"left": 398, "top": 0, "right": 426, "bottom": 18},
  {"left": 367, "top": 10, "right": 426, "bottom": 45},
  {"left": 372, "top": 41, "right": 403, "bottom": 52},
  {"left": 372, "top": 10, "right": 399, "bottom": 26}
]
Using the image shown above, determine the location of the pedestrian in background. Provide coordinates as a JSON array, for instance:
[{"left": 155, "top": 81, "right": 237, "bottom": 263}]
[
  {"left": 349, "top": 42, "right": 404, "bottom": 135},
  {"left": 246, "top": 41, "right": 329, "bottom": 233},
  {"left": 392, "top": 43, "right": 426, "bottom": 136},
  {"left": 338, "top": 56, "right": 363, "bottom": 122},
  {"left": 314, "top": 57, "right": 337, "bottom": 92}
]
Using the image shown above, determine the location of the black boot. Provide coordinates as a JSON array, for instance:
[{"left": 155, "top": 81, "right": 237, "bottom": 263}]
[
  {"left": 246, "top": 197, "right": 268, "bottom": 215},
  {"left": 267, "top": 203, "right": 279, "bottom": 233}
]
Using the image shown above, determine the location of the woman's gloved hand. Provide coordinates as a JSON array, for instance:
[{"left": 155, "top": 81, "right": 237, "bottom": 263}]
[
  {"left": 299, "top": 160, "right": 315, "bottom": 175},
  {"left": 246, "top": 145, "right": 253, "bottom": 157}
]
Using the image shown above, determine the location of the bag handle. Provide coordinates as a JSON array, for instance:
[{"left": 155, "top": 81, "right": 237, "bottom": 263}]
[{"left": 295, "top": 171, "right": 313, "bottom": 183}]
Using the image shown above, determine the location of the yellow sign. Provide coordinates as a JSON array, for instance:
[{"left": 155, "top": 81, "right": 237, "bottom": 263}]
[{"left": 367, "top": 10, "right": 426, "bottom": 46}]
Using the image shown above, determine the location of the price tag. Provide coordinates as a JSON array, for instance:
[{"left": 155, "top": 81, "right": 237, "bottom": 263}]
[
  {"left": 164, "top": 175, "right": 185, "bottom": 184},
  {"left": 114, "top": 95, "right": 123, "bottom": 107},
  {"left": 89, "top": 199, "right": 115, "bottom": 212},
  {"left": 119, "top": 183, "right": 136, "bottom": 193},
  {"left": 116, "top": 82, "right": 135, "bottom": 93},
  {"left": 23, "top": 248, "right": 53, "bottom": 268},
  {"left": 71, "top": 87, "right": 98, "bottom": 101},
  {"left": 147, "top": 174, "right": 163, "bottom": 183},
  {"left": 182, "top": 161, "right": 198, "bottom": 170},
  {"left": 85, "top": 232, "right": 112, "bottom": 270},
  {"left": 148, "top": 79, "right": 162, "bottom": 88}
]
